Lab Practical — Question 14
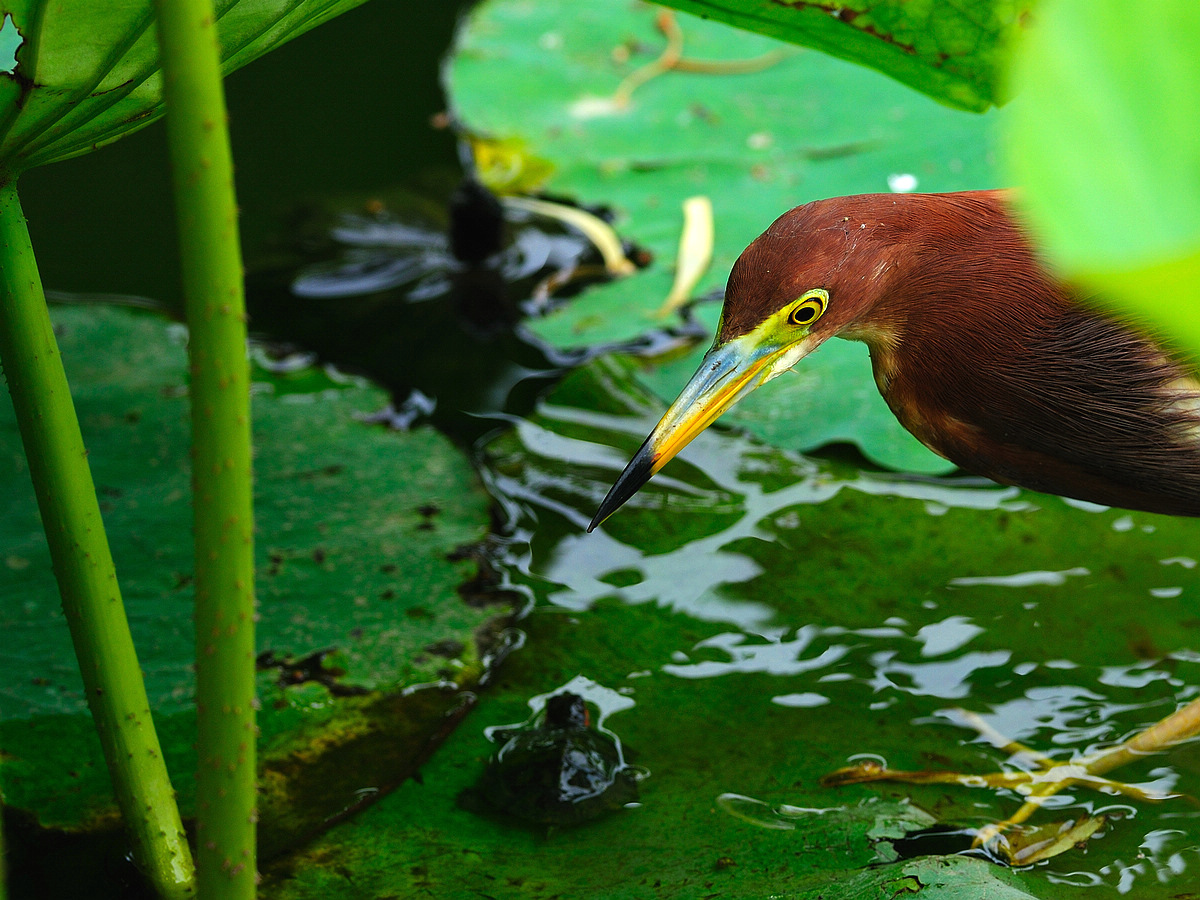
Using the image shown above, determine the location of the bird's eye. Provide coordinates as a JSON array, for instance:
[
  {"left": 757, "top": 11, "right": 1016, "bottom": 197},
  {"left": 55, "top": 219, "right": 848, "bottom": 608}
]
[{"left": 787, "top": 290, "right": 828, "bottom": 327}]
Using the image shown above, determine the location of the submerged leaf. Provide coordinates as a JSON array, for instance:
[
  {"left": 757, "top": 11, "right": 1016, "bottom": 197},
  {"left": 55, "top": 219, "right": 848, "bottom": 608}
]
[{"left": 989, "top": 817, "right": 1106, "bottom": 866}]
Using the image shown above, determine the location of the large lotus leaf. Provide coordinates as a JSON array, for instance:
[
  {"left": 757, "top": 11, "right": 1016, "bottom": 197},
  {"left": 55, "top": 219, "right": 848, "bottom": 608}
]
[
  {"left": 1006, "top": 0, "right": 1200, "bottom": 355},
  {"left": 264, "top": 356, "right": 1200, "bottom": 897},
  {"left": 0, "top": 0, "right": 369, "bottom": 173},
  {"left": 448, "top": 0, "right": 995, "bottom": 473},
  {"left": 654, "top": 0, "right": 1032, "bottom": 113},
  {"left": 449, "top": 0, "right": 1001, "bottom": 350},
  {"left": 0, "top": 304, "right": 510, "bottom": 853}
]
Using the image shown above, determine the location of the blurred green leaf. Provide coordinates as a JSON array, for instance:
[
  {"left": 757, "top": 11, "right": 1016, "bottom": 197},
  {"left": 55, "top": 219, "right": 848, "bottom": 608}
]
[
  {"left": 1006, "top": 0, "right": 1200, "bottom": 353},
  {"left": 449, "top": 0, "right": 1003, "bottom": 350},
  {"left": 0, "top": 0, "right": 370, "bottom": 174},
  {"left": 654, "top": 0, "right": 1033, "bottom": 112}
]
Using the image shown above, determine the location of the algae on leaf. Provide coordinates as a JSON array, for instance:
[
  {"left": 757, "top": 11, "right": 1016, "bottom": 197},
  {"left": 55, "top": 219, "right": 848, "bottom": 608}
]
[{"left": 0, "top": 304, "right": 512, "bottom": 856}]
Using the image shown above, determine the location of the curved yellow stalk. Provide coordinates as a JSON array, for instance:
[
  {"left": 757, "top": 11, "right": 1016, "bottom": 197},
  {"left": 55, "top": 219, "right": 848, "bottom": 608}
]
[{"left": 657, "top": 195, "right": 714, "bottom": 317}]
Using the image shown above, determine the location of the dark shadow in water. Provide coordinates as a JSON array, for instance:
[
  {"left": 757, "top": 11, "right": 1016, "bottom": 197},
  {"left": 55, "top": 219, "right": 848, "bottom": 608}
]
[{"left": 243, "top": 175, "right": 703, "bottom": 447}]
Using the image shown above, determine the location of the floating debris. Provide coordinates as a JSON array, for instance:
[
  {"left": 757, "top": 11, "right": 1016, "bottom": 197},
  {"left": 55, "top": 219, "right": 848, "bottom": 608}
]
[{"left": 657, "top": 195, "right": 713, "bottom": 317}]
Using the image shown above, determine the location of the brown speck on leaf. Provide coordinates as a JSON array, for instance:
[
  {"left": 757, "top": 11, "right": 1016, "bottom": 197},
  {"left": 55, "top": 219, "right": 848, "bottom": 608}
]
[{"left": 425, "top": 639, "right": 464, "bottom": 659}]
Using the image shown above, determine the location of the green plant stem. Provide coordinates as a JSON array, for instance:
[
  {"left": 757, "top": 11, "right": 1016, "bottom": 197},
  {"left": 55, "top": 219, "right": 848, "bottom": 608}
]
[
  {"left": 153, "top": 1, "right": 256, "bottom": 897},
  {"left": 1, "top": 741, "right": 6, "bottom": 900},
  {"left": 0, "top": 181, "right": 195, "bottom": 899}
]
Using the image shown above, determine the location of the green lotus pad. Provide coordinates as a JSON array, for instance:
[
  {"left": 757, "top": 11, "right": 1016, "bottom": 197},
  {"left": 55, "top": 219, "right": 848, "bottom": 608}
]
[
  {"left": 449, "top": 0, "right": 1002, "bottom": 350},
  {"left": 260, "top": 601, "right": 1040, "bottom": 900},
  {"left": 264, "top": 356, "right": 1200, "bottom": 898},
  {"left": 0, "top": 304, "right": 511, "bottom": 856},
  {"left": 448, "top": 0, "right": 994, "bottom": 473}
]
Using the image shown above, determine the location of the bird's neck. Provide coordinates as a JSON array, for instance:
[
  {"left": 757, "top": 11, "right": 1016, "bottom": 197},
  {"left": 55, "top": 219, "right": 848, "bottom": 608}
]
[{"left": 855, "top": 220, "right": 1200, "bottom": 515}]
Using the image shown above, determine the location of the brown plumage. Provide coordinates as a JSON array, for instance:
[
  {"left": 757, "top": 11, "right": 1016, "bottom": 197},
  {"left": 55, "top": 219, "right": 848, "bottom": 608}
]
[
  {"left": 590, "top": 190, "right": 1200, "bottom": 530},
  {"left": 724, "top": 190, "right": 1200, "bottom": 516}
]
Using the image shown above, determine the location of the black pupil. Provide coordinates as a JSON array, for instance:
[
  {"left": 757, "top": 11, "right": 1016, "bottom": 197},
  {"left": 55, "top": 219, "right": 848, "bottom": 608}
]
[{"left": 793, "top": 304, "right": 815, "bottom": 323}]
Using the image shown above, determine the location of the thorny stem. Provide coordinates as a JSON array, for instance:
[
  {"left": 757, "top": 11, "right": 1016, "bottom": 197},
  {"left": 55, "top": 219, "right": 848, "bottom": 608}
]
[
  {"left": 0, "top": 181, "right": 195, "bottom": 898},
  {"left": 153, "top": 0, "right": 257, "bottom": 897}
]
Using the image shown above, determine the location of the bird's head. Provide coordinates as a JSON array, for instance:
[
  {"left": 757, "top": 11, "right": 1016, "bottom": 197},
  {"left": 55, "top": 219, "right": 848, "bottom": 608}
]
[{"left": 588, "top": 195, "right": 905, "bottom": 532}]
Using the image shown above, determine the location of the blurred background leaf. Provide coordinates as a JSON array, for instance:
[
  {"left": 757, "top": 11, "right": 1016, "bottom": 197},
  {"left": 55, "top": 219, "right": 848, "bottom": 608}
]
[
  {"left": 0, "top": 0, "right": 371, "bottom": 173},
  {"left": 652, "top": 0, "right": 1034, "bottom": 112},
  {"left": 1006, "top": 0, "right": 1200, "bottom": 355}
]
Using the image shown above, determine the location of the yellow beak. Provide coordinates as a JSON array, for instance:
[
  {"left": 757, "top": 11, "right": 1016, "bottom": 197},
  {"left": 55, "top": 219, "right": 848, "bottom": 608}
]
[{"left": 588, "top": 333, "right": 794, "bottom": 531}]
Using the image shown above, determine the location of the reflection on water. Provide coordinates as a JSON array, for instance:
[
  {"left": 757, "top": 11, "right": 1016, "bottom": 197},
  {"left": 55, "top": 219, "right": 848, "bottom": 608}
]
[
  {"left": 950, "top": 568, "right": 1092, "bottom": 588},
  {"left": 663, "top": 626, "right": 852, "bottom": 679},
  {"left": 481, "top": 354, "right": 1200, "bottom": 892},
  {"left": 243, "top": 181, "right": 693, "bottom": 447},
  {"left": 1052, "top": 829, "right": 1200, "bottom": 892}
]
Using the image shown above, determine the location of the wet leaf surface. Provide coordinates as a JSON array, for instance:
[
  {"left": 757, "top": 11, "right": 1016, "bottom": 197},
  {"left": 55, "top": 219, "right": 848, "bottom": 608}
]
[
  {"left": 0, "top": 304, "right": 513, "bottom": 855},
  {"left": 268, "top": 358, "right": 1200, "bottom": 898}
]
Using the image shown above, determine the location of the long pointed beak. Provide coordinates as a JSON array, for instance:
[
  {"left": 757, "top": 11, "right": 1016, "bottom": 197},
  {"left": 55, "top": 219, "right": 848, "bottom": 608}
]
[{"left": 588, "top": 334, "right": 795, "bottom": 531}]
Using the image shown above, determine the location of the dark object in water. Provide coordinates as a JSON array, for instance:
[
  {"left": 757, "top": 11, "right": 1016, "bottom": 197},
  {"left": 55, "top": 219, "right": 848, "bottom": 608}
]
[
  {"left": 472, "top": 692, "right": 640, "bottom": 826},
  {"left": 448, "top": 178, "right": 505, "bottom": 263}
]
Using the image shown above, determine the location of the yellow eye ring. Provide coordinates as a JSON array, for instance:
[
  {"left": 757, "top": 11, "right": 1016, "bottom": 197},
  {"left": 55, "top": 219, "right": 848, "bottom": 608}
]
[{"left": 787, "top": 289, "right": 828, "bottom": 327}]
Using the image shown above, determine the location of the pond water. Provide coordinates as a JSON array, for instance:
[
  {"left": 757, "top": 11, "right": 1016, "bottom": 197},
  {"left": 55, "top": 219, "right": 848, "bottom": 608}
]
[
  {"left": 460, "top": 355, "right": 1200, "bottom": 898},
  {"left": 8, "top": 2, "right": 1200, "bottom": 898}
]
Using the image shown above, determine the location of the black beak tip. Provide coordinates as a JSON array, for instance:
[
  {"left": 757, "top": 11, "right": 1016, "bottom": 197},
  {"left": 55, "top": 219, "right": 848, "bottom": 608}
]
[
  {"left": 586, "top": 439, "right": 658, "bottom": 533},
  {"left": 587, "top": 481, "right": 629, "bottom": 533}
]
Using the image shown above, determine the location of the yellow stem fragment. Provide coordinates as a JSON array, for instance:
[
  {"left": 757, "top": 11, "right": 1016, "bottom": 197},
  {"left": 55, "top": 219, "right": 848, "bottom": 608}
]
[
  {"left": 657, "top": 195, "right": 714, "bottom": 317},
  {"left": 503, "top": 195, "right": 635, "bottom": 276},
  {"left": 609, "top": 11, "right": 794, "bottom": 109},
  {"left": 611, "top": 10, "right": 683, "bottom": 109},
  {"left": 672, "top": 49, "right": 796, "bottom": 74}
]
